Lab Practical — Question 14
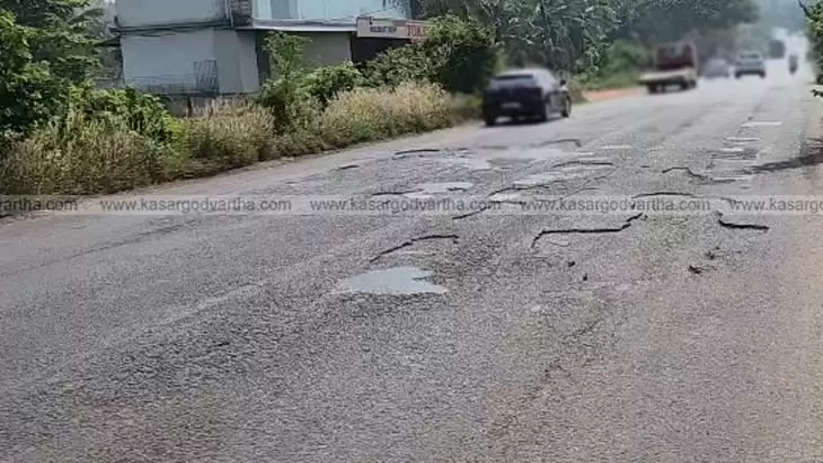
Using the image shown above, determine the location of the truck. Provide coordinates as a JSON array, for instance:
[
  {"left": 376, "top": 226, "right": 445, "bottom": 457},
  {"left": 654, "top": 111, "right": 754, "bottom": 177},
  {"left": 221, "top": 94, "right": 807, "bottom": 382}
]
[
  {"left": 769, "top": 39, "right": 786, "bottom": 59},
  {"left": 639, "top": 41, "right": 699, "bottom": 94}
]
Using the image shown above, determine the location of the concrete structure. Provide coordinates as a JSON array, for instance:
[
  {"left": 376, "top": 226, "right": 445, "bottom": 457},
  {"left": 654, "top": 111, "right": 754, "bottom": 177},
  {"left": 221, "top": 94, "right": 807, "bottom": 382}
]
[{"left": 115, "top": 0, "right": 415, "bottom": 96}]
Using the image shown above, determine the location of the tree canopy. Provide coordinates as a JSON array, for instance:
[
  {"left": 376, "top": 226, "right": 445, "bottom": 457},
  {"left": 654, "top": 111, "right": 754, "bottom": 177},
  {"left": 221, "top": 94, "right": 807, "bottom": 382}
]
[
  {"left": 0, "top": 0, "right": 100, "bottom": 133},
  {"left": 416, "top": 0, "right": 760, "bottom": 71}
]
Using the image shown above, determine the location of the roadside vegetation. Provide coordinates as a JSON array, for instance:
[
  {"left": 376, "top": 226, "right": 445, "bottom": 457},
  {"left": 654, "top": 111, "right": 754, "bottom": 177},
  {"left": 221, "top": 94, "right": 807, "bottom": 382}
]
[
  {"left": 0, "top": 6, "right": 494, "bottom": 195},
  {"left": 800, "top": 1, "right": 823, "bottom": 84},
  {"left": 0, "top": 0, "right": 768, "bottom": 196}
]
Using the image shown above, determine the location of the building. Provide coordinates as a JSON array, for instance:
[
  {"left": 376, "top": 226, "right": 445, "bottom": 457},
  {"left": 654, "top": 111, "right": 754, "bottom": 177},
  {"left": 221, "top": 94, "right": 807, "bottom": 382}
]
[{"left": 114, "top": 0, "right": 423, "bottom": 96}]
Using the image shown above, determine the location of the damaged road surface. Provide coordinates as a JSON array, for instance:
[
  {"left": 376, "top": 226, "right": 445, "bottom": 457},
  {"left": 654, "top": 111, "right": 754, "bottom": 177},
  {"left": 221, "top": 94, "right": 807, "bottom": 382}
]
[{"left": 6, "top": 67, "right": 823, "bottom": 463}]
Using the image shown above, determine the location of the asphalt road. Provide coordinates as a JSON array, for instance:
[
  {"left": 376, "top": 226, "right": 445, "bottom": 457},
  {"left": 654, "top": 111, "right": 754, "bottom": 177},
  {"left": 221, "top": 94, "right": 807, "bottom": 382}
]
[{"left": 4, "top": 61, "right": 823, "bottom": 462}]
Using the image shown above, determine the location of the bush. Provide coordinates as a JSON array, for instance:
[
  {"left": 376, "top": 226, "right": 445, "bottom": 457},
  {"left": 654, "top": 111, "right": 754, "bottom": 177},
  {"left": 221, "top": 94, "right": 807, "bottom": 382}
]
[
  {"left": 578, "top": 40, "right": 650, "bottom": 91},
  {"left": 317, "top": 82, "right": 452, "bottom": 148},
  {"left": 364, "top": 43, "right": 439, "bottom": 88},
  {"left": 300, "top": 62, "right": 365, "bottom": 105},
  {"left": 257, "top": 32, "right": 313, "bottom": 132},
  {"left": 423, "top": 15, "right": 498, "bottom": 94},
  {"left": 181, "top": 101, "right": 277, "bottom": 176},
  {"left": 364, "top": 16, "right": 497, "bottom": 94},
  {"left": 71, "top": 87, "right": 180, "bottom": 143},
  {"left": 0, "top": 112, "right": 171, "bottom": 195},
  {"left": 599, "top": 40, "right": 651, "bottom": 75}
]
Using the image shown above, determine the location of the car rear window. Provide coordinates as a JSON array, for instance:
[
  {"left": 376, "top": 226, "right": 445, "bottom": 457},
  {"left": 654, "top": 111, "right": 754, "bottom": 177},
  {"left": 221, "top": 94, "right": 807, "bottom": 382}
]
[{"left": 493, "top": 75, "right": 536, "bottom": 85}]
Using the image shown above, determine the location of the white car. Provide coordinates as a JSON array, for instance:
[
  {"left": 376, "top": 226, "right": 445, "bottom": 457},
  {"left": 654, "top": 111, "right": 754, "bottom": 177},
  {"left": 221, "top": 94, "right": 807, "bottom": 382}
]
[{"left": 735, "top": 52, "right": 766, "bottom": 79}]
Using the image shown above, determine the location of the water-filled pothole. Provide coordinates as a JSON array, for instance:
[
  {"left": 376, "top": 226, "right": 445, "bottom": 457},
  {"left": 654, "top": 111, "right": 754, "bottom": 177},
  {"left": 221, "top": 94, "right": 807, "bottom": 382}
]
[{"left": 336, "top": 267, "right": 448, "bottom": 295}]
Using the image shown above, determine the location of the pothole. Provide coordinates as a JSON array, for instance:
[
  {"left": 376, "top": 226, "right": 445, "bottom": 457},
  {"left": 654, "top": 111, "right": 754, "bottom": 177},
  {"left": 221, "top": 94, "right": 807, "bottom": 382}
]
[
  {"left": 741, "top": 121, "right": 783, "bottom": 128},
  {"left": 712, "top": 146, "right": 759, "bottom": 160},
  {"left": 514, "top": 163, "right": 612, "bottom": 189},
  {"left": 749, "top": 140, "right": 823, "bottom": 173},
  {"left": 441, "top": 157, "right": 493, "bottom": 170},
  {"left": 404, "top": 182, "right": 474, "bottom": 199},
  {"left": 726, "top": 136, "right": 760, "bottom": 143},
  {"left": 336, "top": 267, "right": 448, "bottom": 295}
]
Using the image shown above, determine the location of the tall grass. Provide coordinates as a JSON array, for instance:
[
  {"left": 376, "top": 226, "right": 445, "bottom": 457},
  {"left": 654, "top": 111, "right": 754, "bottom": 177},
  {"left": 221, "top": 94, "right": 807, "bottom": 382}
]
[
  {"left": 181, "top": 101, "right": 276, "bottom": 177},
  {"left": 0, "top": 83, "right": 472, "bottom": 196},
  {"left": 0, "top": 113, "right": 171, "bottom": 195},
  {"left": 316, "top": 82, "right": 453, "bottom": 148}
]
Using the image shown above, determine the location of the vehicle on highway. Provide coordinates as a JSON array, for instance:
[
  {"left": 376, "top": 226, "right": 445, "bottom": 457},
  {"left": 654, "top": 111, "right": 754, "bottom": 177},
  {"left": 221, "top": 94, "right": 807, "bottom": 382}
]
[
  {"left": 735, "top": 52, "right": 766, "bottom": 79},
  {"left": 789, "top": 54, "right": 799, "bottom": 74},
  {"left": 769, "top": 39, "right": 786, "bottom": 59},
  {"left": 702, "top": 57, "right": 732, "bottom": 79},
  {"left": 482, "top": 68, "right": 572, "bottom": 126},
  {"left": 639, "top": 41, "right": 699, "bottom": 93}
]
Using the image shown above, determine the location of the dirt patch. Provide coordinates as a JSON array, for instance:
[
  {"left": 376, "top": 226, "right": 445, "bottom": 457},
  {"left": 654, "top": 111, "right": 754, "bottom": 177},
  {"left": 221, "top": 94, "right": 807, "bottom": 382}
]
[{"left": 582, "top": 87, "right": 645, "bottom": 103}]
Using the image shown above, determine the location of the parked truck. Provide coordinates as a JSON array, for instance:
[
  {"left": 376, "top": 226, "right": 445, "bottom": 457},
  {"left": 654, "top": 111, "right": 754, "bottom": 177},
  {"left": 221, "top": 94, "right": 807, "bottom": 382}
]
[{"left": 639, "top": 41, "right": 699, "bottom": 94}]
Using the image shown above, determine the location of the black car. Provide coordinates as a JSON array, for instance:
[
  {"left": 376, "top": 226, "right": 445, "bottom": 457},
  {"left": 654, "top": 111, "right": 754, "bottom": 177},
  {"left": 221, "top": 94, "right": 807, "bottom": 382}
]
[{"left": 482, "top": 68, "right": 572, "bottom": 126}]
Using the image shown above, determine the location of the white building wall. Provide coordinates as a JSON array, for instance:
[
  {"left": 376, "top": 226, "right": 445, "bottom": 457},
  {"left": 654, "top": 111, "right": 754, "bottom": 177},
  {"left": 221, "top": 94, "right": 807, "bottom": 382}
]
[
  {"left": 214, "top": 30, "right": 261, "bottom": 93},
  {"left": 122, "top": 29, "right": 218, "bottom": 93},
  {"left": 117, "top": 0, "right": 227, "bottom": 27},
  {"left": 122, "top": 28, "right": 259, "bottom": 94},
  {"left": 250, "top": 0, "right": 409, "bottom": 20},
  {"left": 295, "top": 0, "right": 408, "bottom": 20}
]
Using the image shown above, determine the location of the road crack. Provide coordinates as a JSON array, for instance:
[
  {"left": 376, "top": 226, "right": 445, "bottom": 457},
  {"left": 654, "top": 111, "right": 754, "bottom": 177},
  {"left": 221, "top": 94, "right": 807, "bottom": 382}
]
[
  {"left": 633, "top": 192, "right": 699, "bottom": 199},
  {"left": 662, "top": 167, "right": 710, "bottom": 182},
  {"left": 716, "top": 213, "right": 769, "bottom": 232},
  {"left": 370, "top": 189, "right": 422, "bottom": 198},
  {"left": 531, "top": 138, "right": 584, "bottom": 148},
  {"left": 688, "top": 265, "right": 715, "bottom": 276},
  {"left": 531, "top": 213, "right": 644, "bottom": 248},
  {"left": 370, "top": 234, "right": 459, "bottom": 262},
  {"left": 394, "top": 148, "right": 441, "bottom": 156},
  {"left": 553, "top": 160, "right": 614, "bottom": 169}
]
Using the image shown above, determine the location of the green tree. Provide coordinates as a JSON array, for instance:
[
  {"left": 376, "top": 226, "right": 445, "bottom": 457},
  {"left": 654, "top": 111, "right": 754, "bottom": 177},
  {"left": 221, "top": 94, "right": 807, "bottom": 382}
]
[
  {"left": 0, "top": 0, "right": 101, "bottom": 134},
  {"left": 0, "top": 11, "right": 67, "bottom": 134},
  {"left": 417, "top": 0, "right": 620, "bottom": 72},
  {"left": 800, "top": 0, "right": 823, "bottom": 83},
  {"left": 365, "top": 15, "right": 498, "bottom": 93},
  {"left": 619, "top": 0, "right": 759, "bottom": 43},
  {"left": 416, "top": 0, "right": 759, "bottom": 72}
]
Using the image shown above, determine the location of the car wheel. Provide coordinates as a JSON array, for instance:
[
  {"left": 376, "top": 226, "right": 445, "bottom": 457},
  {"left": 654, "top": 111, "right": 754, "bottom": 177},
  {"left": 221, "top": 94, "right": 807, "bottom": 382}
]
[
  {"left": 647, "top": 84, "right": 658, "bottom": 94},
  {"left": 561, "top": 97, "right": 572, "bottom": 118},
  {"left": 735, "top": 73, "right": 742, "bottom": 79},
  {"left": 680, "top": 81, "right": 689, "bottom": 91},
  {"left": 484, "top": 114, "right": 496, "bottom": 126},
  {"left": 760, "top": 72, "right": 766, "bottom": 79}
]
